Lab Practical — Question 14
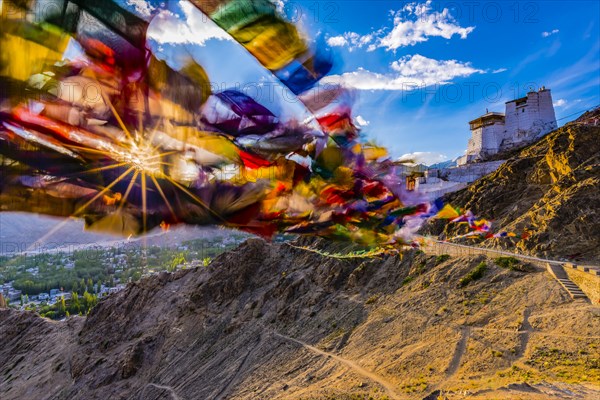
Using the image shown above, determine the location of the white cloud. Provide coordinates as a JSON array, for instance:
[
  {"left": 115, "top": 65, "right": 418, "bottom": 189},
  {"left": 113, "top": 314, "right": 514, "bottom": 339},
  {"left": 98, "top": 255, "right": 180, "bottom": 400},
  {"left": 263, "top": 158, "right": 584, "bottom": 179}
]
[
  {"left": 270, "top": 0, "right": 287, "bottom": 14},
  {"left": 542, "top": 29, "right": 559, "bottom": 37},
  {"left": 126, "top": 0, "right": 155, "bottom": 18},
  {"left": 327, "top": 35, "right": 349, "bottom": 47},
  {"left": 147, "top": 3, "right": 232, "bottom": 46},
  {"left": 323, "top": 54, "right": 484, "bottom": 91},
  {"left": 327, "top": 32, "right": 375, "bottom": 51},
  {"left": 355, "top": 115, "right": 370, "bottom": 127},
  {"left": 379, "top": 1, "right": 475, "bottom": 50},
  {"left": 326, "top": 1, "right": 474, "bottom": 52},
  {"left": 553, "top": 99, "right": 567, "bottom": 107},
  {"left": 492, "top": 68, "right": 507, "bottom": 74},
  {"left": 397, "top": 152, "right": 449, "bottom": 166}
]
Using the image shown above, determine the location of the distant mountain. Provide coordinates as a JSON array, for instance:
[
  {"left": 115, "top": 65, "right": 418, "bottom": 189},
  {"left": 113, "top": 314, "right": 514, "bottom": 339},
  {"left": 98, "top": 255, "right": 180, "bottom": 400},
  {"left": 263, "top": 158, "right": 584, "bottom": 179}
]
[
  {"left": 429, "top": 158, "right": 458, "bottom": 169},
  {"left": 0, "top": 213, "right": 118, "bottom": 252},
  {"left": 0, "top": 212, "right": 244, "bottom": 253}
]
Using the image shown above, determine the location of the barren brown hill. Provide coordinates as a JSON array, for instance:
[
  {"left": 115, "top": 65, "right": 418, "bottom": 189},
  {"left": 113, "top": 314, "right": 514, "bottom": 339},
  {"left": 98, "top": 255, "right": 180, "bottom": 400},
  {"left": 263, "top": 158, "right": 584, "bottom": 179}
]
[
  {"left": 424, "top": 116, "right": 600, "bottom": 263},
  {"left": 1, "top": 239, "right": 599, "bottom": 399}
]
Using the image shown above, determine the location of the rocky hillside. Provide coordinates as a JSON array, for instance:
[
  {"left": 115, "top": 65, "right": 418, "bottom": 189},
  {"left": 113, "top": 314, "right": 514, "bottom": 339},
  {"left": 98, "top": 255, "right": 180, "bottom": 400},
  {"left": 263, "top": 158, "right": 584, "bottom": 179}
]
[
  {"left": 1, "top": 238, "right": 599, "bottom": 399},
  {"left": 425, "top": 114, "right": 600, "bottom": 263}
]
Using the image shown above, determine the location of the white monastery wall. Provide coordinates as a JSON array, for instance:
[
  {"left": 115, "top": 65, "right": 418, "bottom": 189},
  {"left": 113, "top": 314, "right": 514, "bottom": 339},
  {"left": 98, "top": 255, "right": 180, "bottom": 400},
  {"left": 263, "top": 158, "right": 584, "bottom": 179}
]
[
  {"left": 503, "top": 90, "right": 557, "bottom": 150},
  {"left": 440, "top": 160, "right": 505, "bottom": 183},
  {"left": 417, "top": 88, "right": 556, "bottom": 199}
]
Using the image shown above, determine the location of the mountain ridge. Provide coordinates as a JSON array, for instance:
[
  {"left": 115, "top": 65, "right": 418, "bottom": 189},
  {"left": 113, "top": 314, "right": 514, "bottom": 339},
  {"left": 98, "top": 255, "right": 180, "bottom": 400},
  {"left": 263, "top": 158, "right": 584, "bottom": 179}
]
[
  {"left": 1, "top": 238, "right": 598, "bottom": 399},
  {"left": 423, "top": 116, "right": 600, "bottom": 263}
]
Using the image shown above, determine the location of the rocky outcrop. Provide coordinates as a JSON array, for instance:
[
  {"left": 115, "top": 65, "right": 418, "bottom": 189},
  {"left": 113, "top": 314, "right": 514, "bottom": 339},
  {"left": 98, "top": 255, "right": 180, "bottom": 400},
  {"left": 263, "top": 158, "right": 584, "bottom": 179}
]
[
  {"left": 1, "top": 239, "right": 599, "bottom": 399},
  {"left": 426, "top": 120, "right": 600, "bottom": 263}
]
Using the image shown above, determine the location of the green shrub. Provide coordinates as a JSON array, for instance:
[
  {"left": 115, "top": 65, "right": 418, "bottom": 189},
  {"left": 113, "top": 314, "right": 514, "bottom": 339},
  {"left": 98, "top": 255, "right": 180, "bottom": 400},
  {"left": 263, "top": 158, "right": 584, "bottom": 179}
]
[
  {"left": 402, "top": 276, "right": 414, "bottom": 286},
  {"left": 495, "top": 257, "right": 532, "bottom": 272},
  {"left": 42, "top": 311, "right": 56, "bottom": 319},
  {"left": 495, "top": 257, "right": 519, "bottom": 269},
  {"left": 459, "top": 262, "right": 487, "bottom": 287},
  {"left": 435, "top": 254, "right": 451, "bottom": 265}
]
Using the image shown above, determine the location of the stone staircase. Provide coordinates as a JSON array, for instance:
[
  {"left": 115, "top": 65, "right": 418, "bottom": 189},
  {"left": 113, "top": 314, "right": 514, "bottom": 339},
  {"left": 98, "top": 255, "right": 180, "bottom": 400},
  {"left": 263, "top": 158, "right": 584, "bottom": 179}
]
[{"left": 546, "top": 263, "right": 588, "bottom": 300}]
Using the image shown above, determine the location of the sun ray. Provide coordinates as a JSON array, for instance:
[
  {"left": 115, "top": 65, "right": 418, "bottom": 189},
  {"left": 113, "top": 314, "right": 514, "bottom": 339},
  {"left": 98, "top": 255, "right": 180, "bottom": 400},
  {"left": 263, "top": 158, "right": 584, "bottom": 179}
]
[
  {"left": 138, "top": 109, "right": 144, "bottom": 139},
  {"left": 100, "top": 90, "right": 134, "bottom": 142},
  {"left": 78, "top": 162, "right": 128, "bottom": 175},
  {"left": 141, "top": 171, "right": 147, "bottom": 234},
  {"left": 146, "top": 117, "right": 164, "bottom": 147},
  {"left": 149, "top": 150, "right": 180, "bottom": 159},
  {"left": 25, "top": 168, "right": 135, "bottom": 252},
  {"left": 63, "top": 144, "right": 114, "bottom": 156},
  {"left": 150, "top": 175, "right": 177, "bottom": 221},
  {"left": 162, "top": 175, "right": 226, "bottom": 223},
  {"left": 73, "top": 167, "right": 135, "bottom": 217},
  {"left": 141, "top": 171, "right": 149, "bottom": 275},
  {"left": 117, "top": 170, "right": 140, "bottom": 212},
  {"left": 24, "top": 216, "right": 76, "bottom": 253}
]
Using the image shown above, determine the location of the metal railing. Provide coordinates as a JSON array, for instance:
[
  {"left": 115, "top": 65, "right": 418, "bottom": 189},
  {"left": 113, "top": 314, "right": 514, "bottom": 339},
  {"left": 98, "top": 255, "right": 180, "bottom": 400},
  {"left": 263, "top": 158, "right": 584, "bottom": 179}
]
[{"left": 423, "top": 239, "right": 600, "bottom": 270}]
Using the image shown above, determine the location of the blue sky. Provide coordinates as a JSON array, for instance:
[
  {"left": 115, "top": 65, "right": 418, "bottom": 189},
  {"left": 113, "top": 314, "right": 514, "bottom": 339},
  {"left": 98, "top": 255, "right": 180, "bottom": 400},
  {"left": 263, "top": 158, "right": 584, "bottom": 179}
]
[
  {"left": 304, "top": 0, "right": 600, "bottom": 162},
  {"left": 123, "top": 0, "right": 600, "bottom": 164}
]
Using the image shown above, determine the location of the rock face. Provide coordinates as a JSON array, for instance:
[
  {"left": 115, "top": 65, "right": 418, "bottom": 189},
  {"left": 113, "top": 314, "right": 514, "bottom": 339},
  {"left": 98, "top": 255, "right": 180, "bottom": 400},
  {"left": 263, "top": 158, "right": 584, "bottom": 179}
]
[
  {"left": 427, "top": 117, "right": 600, "bottom": 263},
  {"left": 1, "top": 239, "right": 599, "bottom": 400}
]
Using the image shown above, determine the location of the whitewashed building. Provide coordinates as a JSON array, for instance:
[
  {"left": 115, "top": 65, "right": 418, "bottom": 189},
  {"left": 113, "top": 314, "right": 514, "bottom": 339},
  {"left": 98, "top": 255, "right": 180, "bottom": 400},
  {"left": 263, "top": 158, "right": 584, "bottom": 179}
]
[
  {"left": 414, "top": 87, "right": 557, "bottom": 200},
  {"left": 457, "top": 87, "right": 557, "bottom": 165}
]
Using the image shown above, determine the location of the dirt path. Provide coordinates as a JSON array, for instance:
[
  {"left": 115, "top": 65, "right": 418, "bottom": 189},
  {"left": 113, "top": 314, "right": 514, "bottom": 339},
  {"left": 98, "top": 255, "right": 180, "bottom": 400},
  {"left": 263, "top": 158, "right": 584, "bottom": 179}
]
[
  {"left": 272, "top": 332, "right": 404, "bottom": 400},
  {"left": 143, "top": 383, "right": 182, "bottom": 400},
  {"left": 445, "top": 326, "right": 470, "bottom": 378},
  {"left": 515, "top": 307, "right": 533, "bottom": 360}
]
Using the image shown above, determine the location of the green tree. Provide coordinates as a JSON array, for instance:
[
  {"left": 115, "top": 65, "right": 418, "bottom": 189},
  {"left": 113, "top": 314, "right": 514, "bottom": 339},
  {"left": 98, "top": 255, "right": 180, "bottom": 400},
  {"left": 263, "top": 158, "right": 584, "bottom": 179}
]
[
  {"left": 44, "top": 311, "right": 56, "bottom": 319},
  {"left": 82, "top": 291, "right": 97, "bottom": 314},
  {"left": 70, "top": 292, "right": 81, "bottom": 315},
  {"left": 168, "top": 253, "right": 187, "bottom": 272},
  {"left": 55, "top": 296, "right": 66, "bottom": 317}
]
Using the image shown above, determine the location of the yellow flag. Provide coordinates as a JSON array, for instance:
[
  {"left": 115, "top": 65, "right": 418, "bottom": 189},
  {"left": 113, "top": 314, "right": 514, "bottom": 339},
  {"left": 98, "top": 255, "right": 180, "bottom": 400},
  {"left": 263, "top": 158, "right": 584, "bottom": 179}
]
[{"left": 436, "top": 204, "right": 460, "bottom": 219}]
